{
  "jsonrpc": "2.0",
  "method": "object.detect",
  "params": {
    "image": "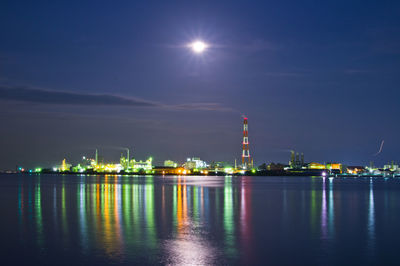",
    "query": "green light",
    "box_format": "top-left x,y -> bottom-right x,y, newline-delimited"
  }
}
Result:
133,183 -> 141,238
62,180 -> 68,238
35,168 -> 42,173
193,186 -> 198,222
35,181 -> 43,246
224,176 -> 235,255
224,167 -> 234,174
145,179 -> 156,247
173,184 -> 177,233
